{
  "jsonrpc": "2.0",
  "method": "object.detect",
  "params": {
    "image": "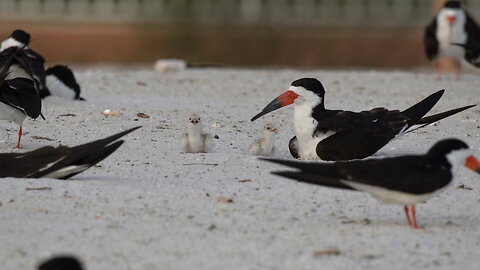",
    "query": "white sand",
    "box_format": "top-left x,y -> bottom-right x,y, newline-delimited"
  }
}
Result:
0,68 -> 479,270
